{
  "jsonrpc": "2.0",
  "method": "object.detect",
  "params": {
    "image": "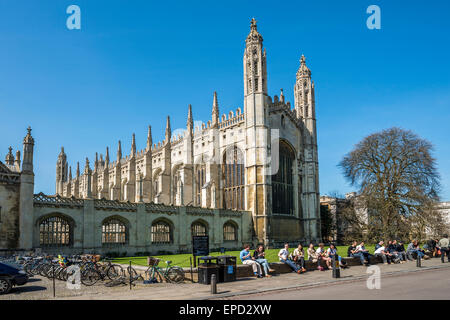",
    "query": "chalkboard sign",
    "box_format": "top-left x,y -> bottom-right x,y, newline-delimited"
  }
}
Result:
192,235 -> 209,256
